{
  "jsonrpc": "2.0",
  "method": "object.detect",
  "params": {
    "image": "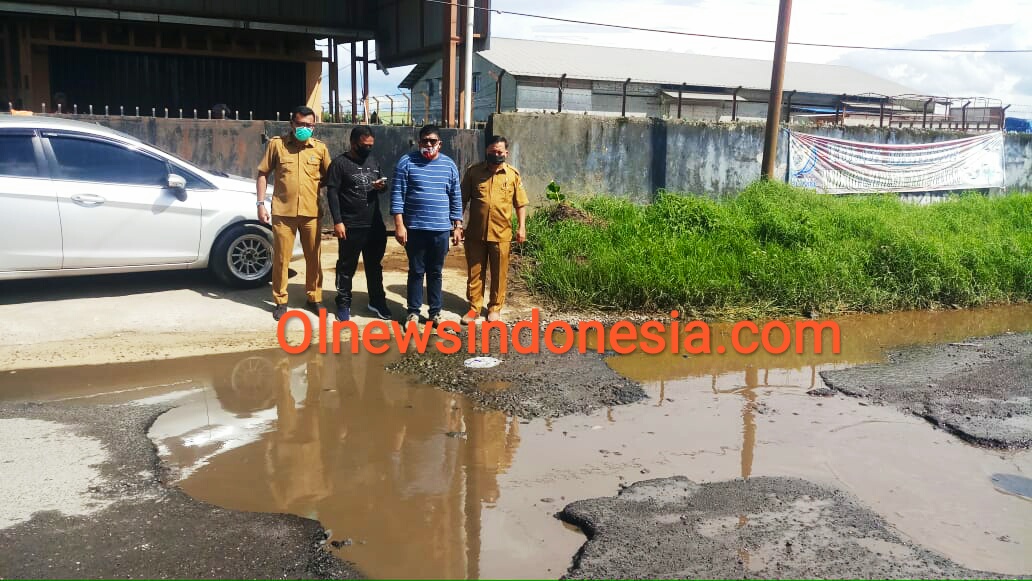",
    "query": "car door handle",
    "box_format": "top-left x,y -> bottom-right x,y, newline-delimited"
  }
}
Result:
71,194 -> 106,206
